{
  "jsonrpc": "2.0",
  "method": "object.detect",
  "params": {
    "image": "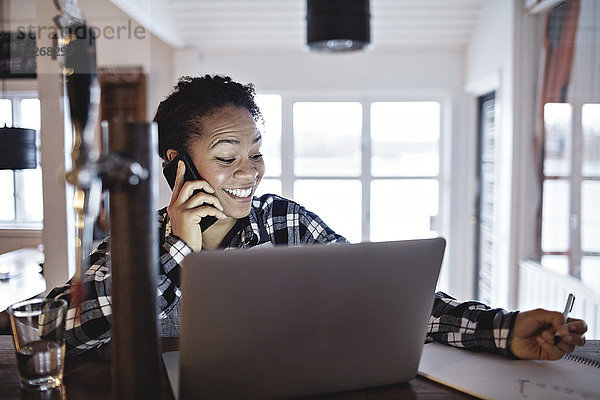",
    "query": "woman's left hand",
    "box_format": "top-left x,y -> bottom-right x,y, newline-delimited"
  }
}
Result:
510,309 -> 587,360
